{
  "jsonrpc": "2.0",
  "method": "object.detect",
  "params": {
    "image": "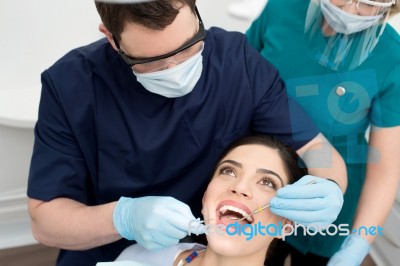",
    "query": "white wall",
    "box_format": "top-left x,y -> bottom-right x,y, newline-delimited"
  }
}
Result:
390,12 -> 400,32
1,0 -> 102,93
197,0 -> 251,32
